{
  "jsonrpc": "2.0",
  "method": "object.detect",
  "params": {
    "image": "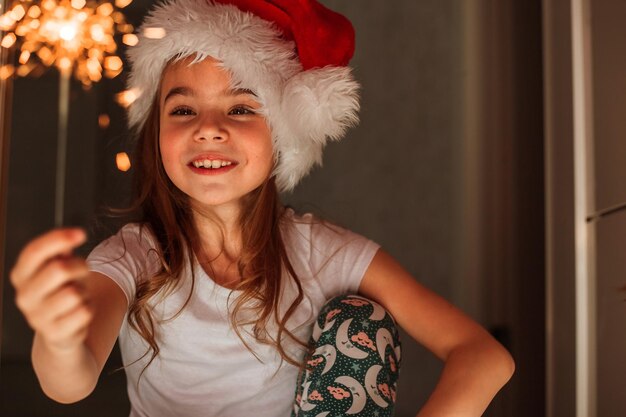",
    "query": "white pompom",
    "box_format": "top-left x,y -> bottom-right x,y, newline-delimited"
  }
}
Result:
282,67 -> 360,144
